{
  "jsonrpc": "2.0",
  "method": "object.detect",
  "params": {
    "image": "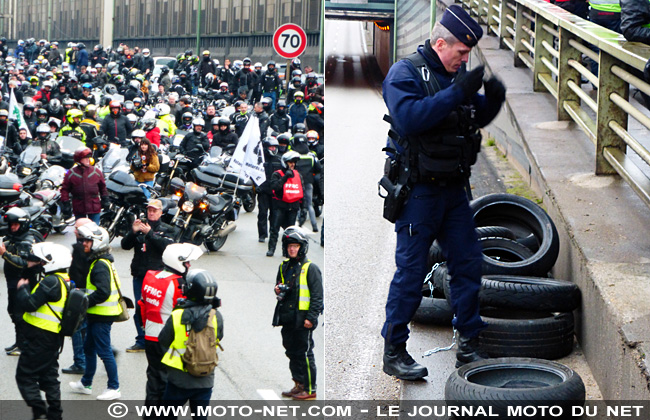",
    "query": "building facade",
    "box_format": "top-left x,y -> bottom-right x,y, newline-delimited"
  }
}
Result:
10,0 -> 321,69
